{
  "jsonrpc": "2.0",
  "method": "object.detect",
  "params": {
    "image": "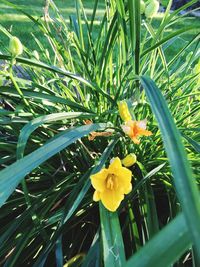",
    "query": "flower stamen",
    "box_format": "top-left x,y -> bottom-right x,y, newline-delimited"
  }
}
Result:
106,174 -> 115,190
